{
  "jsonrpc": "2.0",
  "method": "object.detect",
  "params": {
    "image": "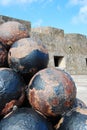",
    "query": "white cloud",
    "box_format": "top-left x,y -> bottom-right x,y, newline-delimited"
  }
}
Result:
1,0 -> 11,5
0,0 -> 53,6
32,19 -> 43,27
72,5 -> 87,24
0,0 -> 37,6
68,0 -> 87,6
67,0 -> 87,24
